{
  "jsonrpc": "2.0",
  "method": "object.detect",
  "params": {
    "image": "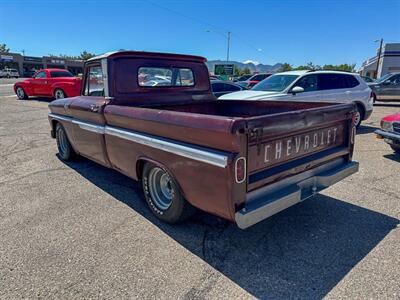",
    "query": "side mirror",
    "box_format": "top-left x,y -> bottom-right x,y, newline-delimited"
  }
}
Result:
291,86 -> 304,94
